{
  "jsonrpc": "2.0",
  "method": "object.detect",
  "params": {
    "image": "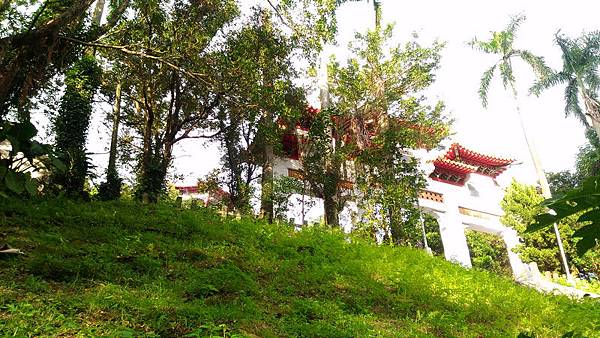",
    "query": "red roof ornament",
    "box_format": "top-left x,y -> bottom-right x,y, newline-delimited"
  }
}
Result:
430,143 -> 515,186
